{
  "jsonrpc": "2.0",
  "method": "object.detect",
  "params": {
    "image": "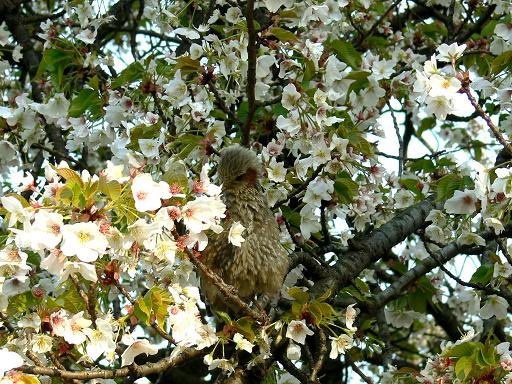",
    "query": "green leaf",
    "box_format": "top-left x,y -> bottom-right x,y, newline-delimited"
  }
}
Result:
331,40 -> 362,69
308,302 -> 324,325
491,51 -> 512,75
470,264 -> 493,285
145,287 -> 173,328
261,365 -> 278,384
112,62 -> 145,89
344,71 -> 371,81
409,159 -> 436,173
235,317 -> 256,341
36,48 -> 76,90
18,374 -> 41,384
446,342 -> 481,358
476,54 -> 492,77
334,174 -> 359,204
7,291 -> 37,316
268,27 -> 298,42
134,297 -> 151,325
366,36 -> 389,49
455,355 -> 473,381
69,88 -> 103,119
287,287 -> 309,304
316,302 -> 336,320
56,185 -> 74,205
417,117 -> 436,136
129,123 -> 161,149
55,167 -> 84,186
353,278 -> 370,295
420,23 -> 447,38
436,173 -> 463,201
99,177 -> 122,201
215,311 -> 232,324
303,59 -> 316,82
481,20 -> 498,37
174,56 -> 201,73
